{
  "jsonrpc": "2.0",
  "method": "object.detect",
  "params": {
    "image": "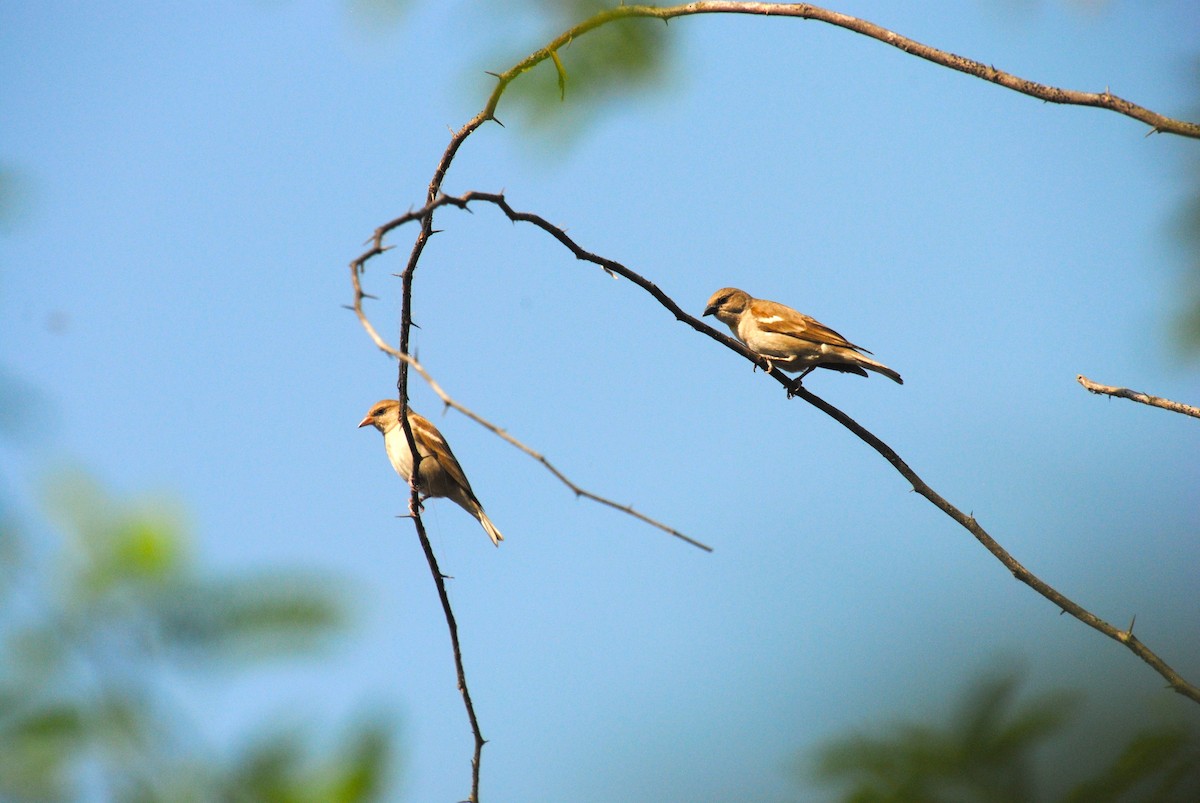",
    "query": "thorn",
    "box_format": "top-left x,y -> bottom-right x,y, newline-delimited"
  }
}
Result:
362,292 -> 379,300
493,116 -> 505,128
341,304 -> 355,311
1127,614 -> 1136,636
429,228 -> 443,236
485,70 -> 501,79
